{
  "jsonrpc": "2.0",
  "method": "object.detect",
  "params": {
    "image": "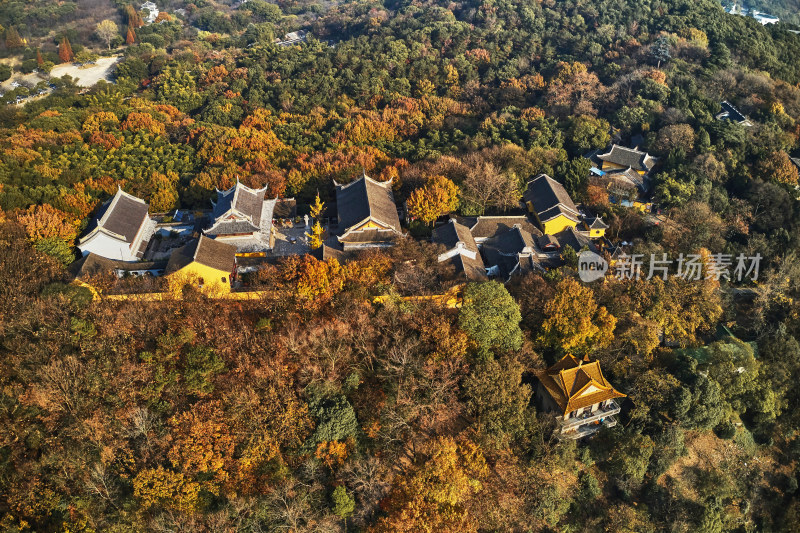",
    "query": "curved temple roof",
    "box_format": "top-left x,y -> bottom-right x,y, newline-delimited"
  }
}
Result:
535,354 -> 626,415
